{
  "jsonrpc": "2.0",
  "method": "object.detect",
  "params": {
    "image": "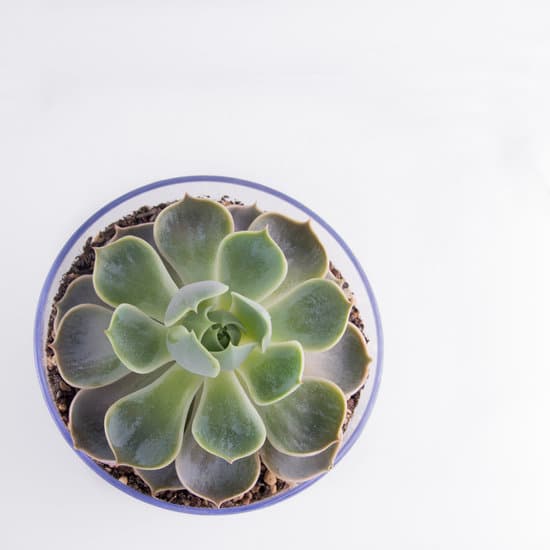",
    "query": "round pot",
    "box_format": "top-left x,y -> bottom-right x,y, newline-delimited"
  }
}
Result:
34,175 -> 383,514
